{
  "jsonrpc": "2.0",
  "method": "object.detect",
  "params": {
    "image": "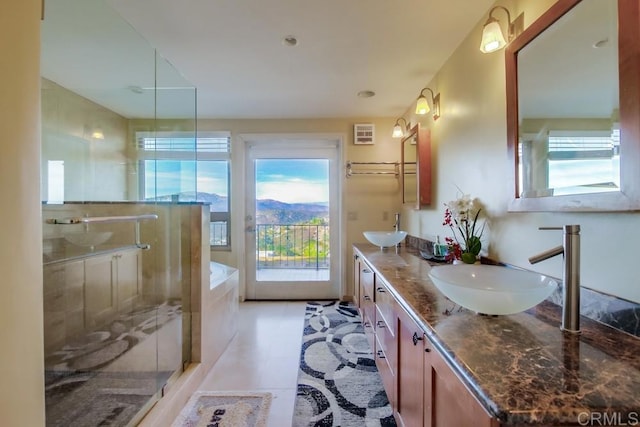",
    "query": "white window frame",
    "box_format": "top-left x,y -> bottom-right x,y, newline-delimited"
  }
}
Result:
136,131 -> 232,250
